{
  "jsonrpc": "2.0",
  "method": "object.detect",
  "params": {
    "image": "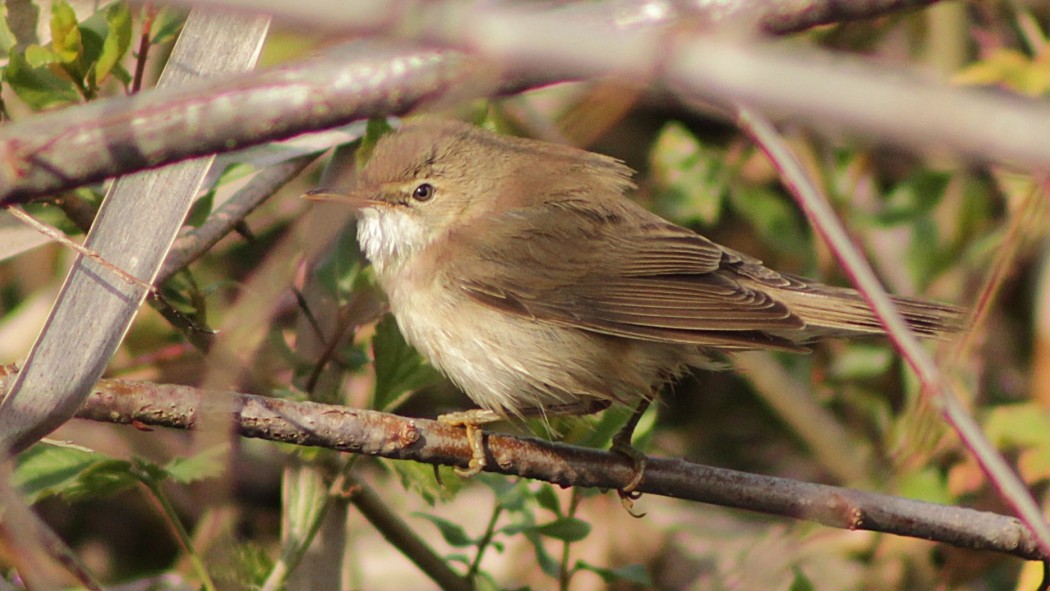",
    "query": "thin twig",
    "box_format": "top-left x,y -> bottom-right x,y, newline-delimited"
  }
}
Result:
131,4 -> 157,93
347,473 -> 474,591
733,104 -> 1050,556
158,153 -> 320,284
467,500 -> 503,581
138,477 -> 218,591
950,179 -> 1045,366
5,206 -> 155,294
